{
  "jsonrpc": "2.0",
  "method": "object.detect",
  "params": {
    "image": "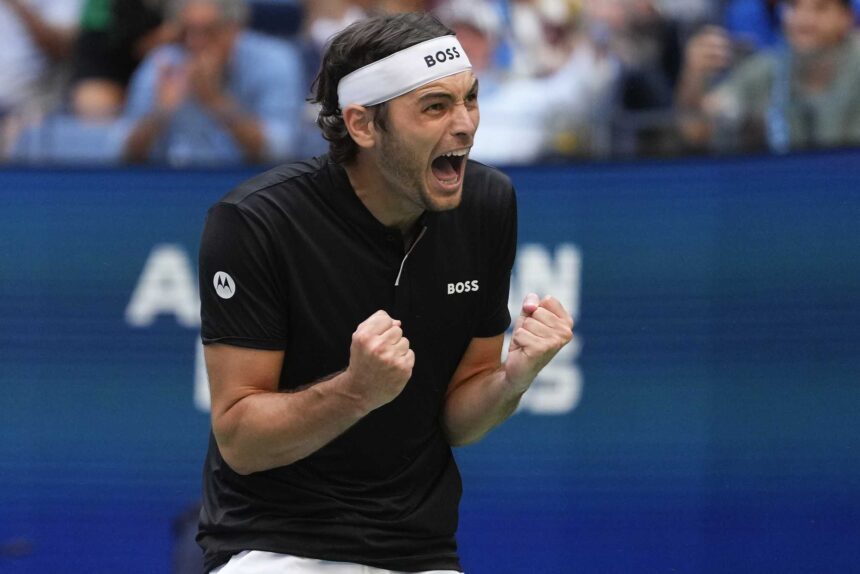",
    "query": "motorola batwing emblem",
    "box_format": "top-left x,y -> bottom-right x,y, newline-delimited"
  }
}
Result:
213,272 -> 236,300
